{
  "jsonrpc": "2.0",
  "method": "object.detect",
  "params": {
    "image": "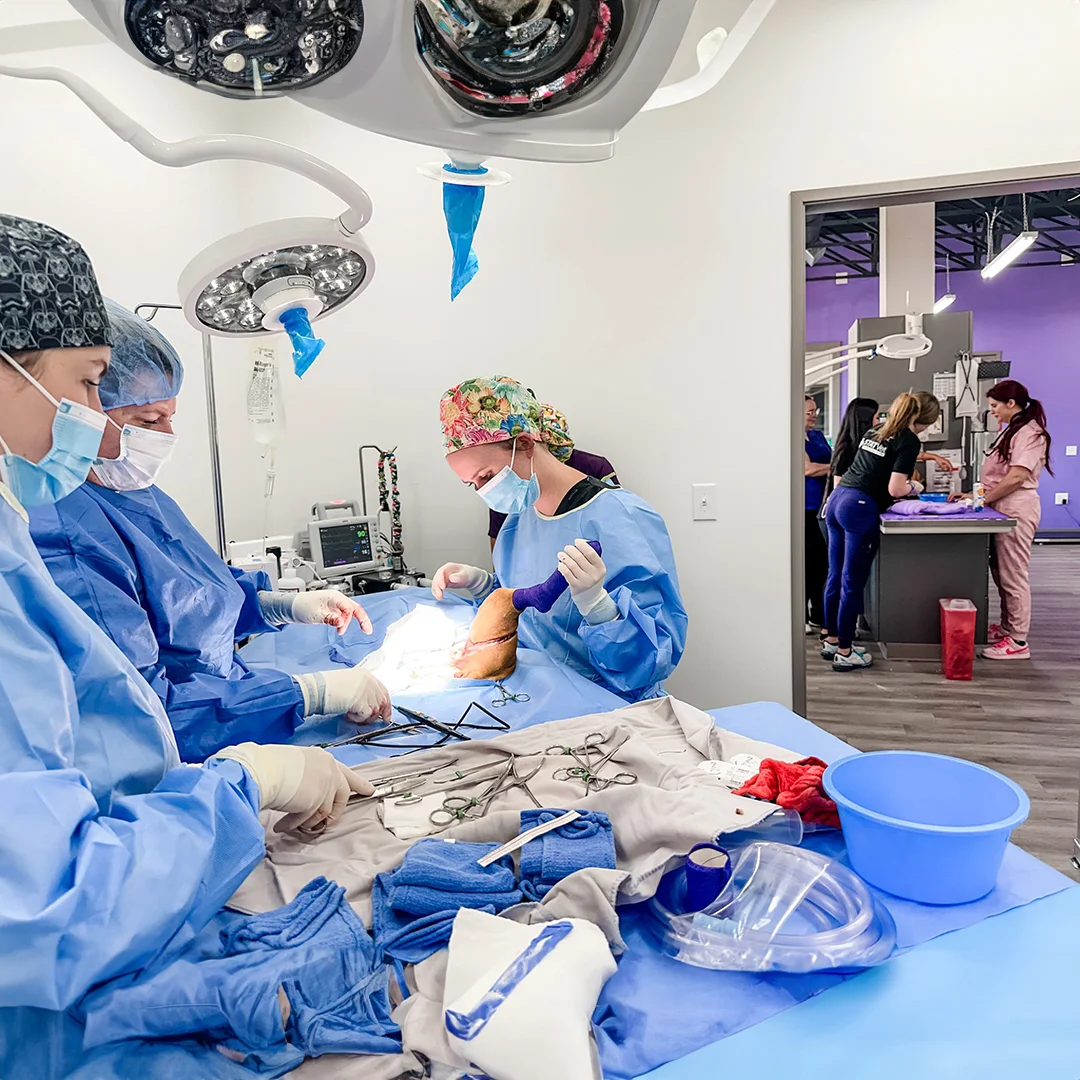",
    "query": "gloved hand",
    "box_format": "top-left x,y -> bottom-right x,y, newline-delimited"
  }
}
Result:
293,668 -> 393,724
432,562 -> 494,601
212,742 -> 375,833
558,539 -> 619,624
909,479 -> 925,496
289,590 -> 373,635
